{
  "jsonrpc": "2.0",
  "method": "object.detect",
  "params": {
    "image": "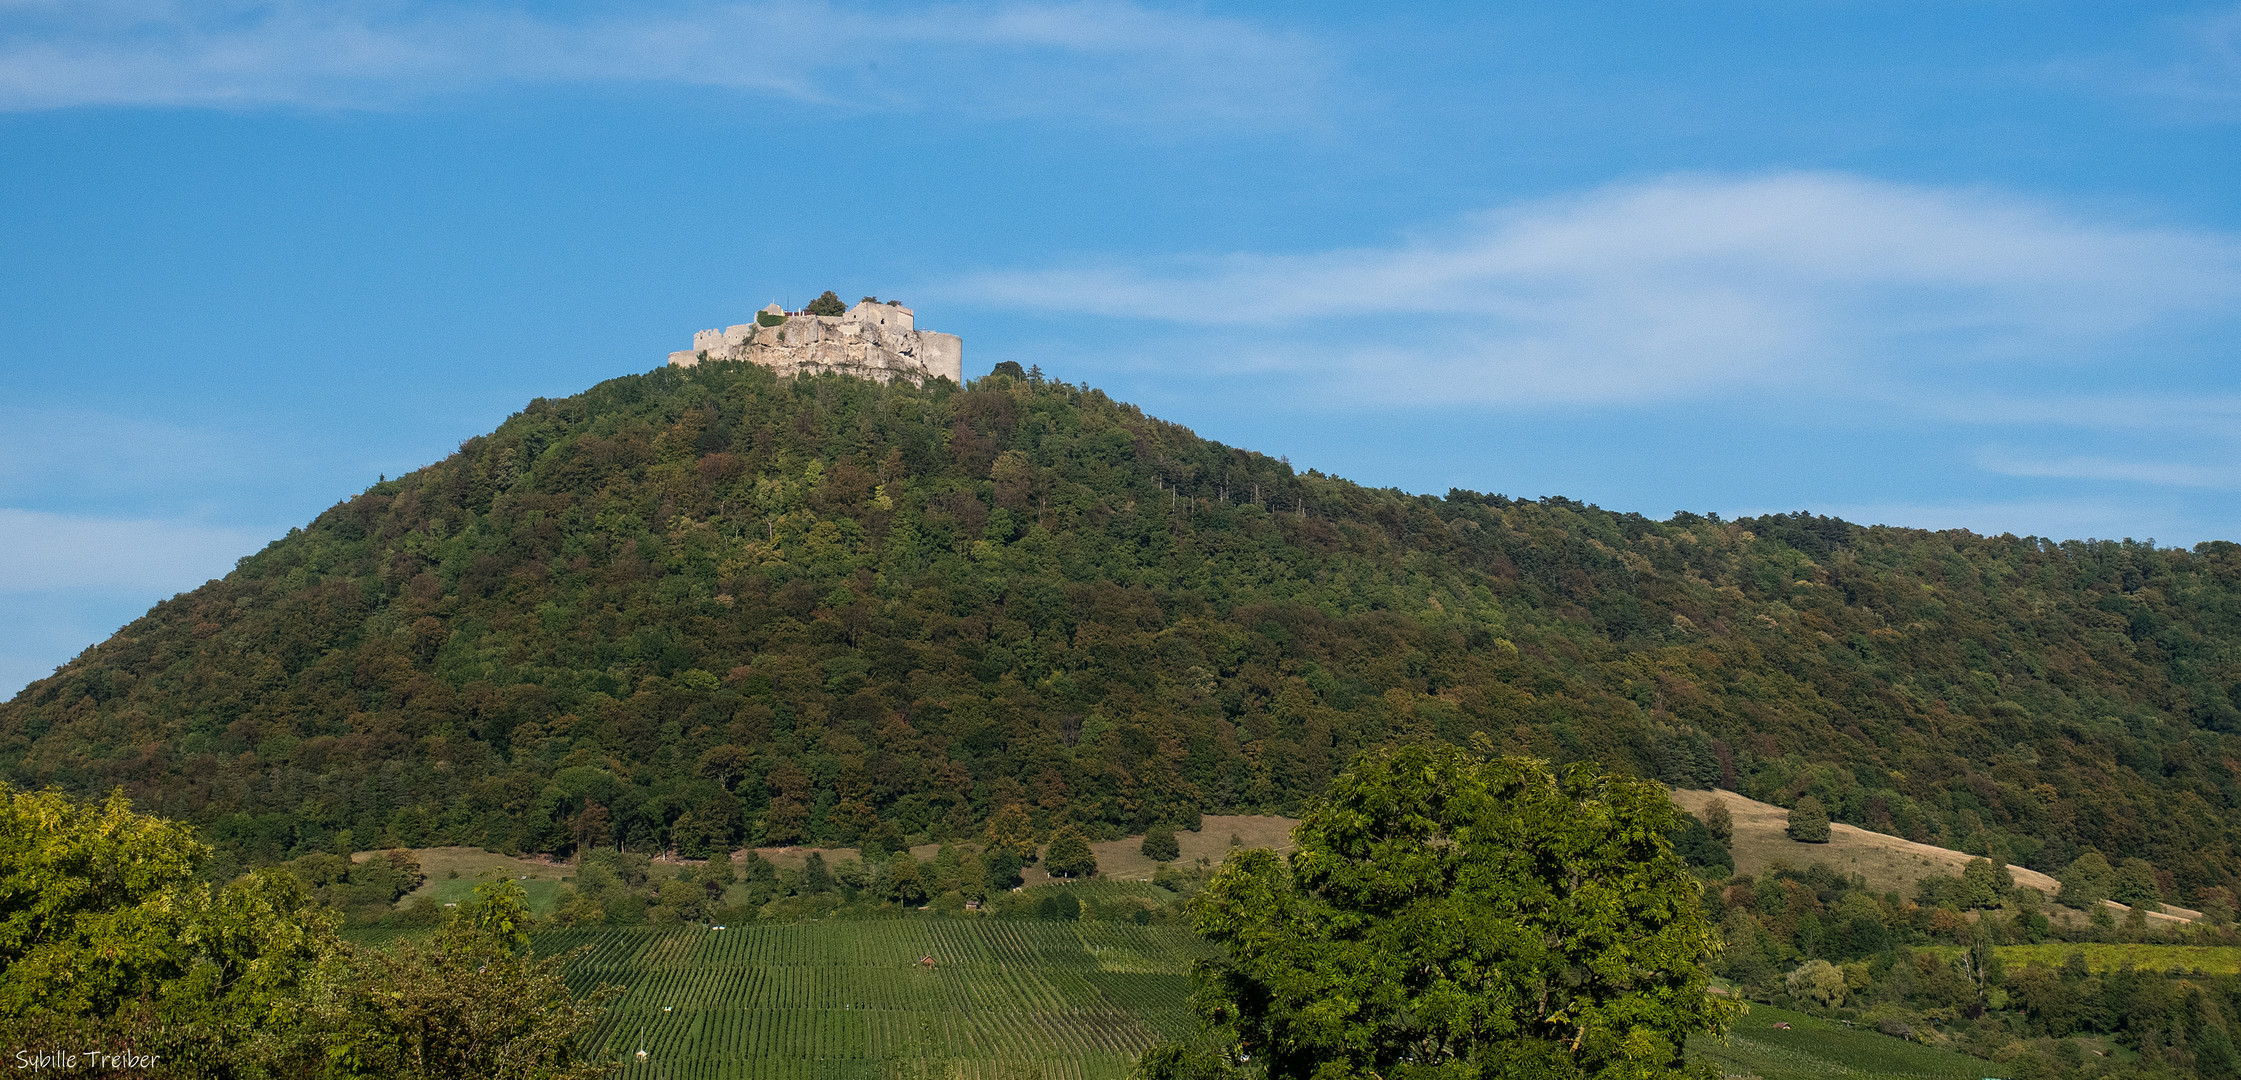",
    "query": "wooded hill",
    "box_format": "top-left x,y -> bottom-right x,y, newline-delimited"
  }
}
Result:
5,361 -> 2239,901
